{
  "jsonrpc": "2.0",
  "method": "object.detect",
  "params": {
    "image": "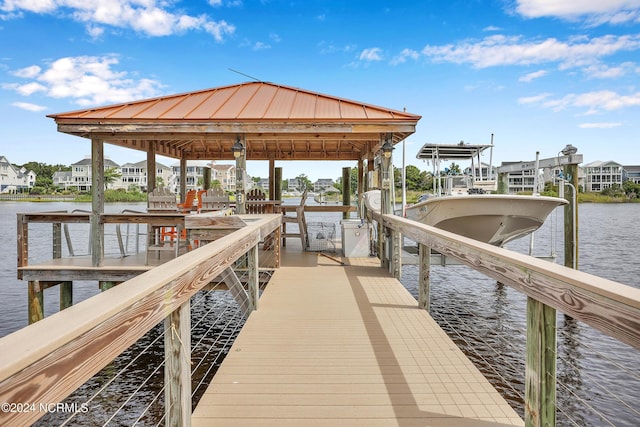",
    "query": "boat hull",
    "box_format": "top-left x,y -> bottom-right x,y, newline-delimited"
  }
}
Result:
405,194 -> 567,246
